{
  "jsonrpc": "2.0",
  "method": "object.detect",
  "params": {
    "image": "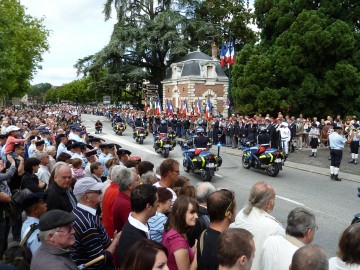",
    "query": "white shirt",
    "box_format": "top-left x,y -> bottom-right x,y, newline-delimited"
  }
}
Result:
230,207 -> 285,270
329,257 -> 360,270
77,203 -> 97,216
260,235 -> 304,270
36,164 -> 51,186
